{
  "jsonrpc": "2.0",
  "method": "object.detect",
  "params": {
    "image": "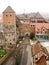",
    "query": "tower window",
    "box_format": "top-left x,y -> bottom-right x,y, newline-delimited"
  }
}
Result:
9,34 -> 10,37
10,40 -> 11,41
6,15 -> 8,16
10,15 -> 12,16
5,39 -> 7,41
31,25 -> 32,27
10,43 -> 12,45
5,26 -> 8,28
13,38 -> 15,41
12,33 -> 13,35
